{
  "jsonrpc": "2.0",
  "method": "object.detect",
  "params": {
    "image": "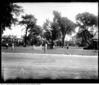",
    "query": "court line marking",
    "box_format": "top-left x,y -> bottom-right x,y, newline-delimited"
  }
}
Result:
2,52 -> 97,58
